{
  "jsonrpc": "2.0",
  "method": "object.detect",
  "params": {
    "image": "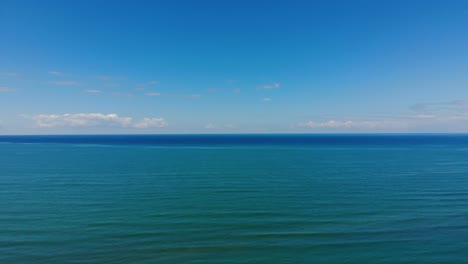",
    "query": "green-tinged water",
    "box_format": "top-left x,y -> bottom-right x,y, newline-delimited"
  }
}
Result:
1,137 -> 468,263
